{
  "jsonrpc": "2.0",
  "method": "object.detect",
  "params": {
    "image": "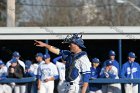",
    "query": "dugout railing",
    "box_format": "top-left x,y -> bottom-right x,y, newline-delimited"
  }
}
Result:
0,77 -> 140,93
90,78 -> 140,93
